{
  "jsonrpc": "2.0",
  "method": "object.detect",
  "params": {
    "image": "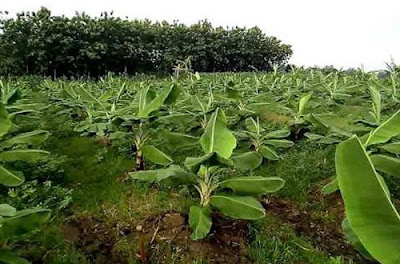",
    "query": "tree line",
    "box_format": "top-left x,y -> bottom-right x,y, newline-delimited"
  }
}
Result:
0,8 -> 292,77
